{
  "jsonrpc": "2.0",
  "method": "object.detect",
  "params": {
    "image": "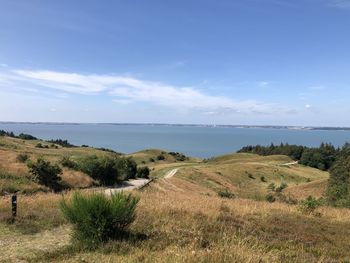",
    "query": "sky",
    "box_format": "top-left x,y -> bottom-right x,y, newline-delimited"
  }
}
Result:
0,0 -> 350,126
